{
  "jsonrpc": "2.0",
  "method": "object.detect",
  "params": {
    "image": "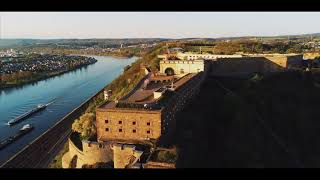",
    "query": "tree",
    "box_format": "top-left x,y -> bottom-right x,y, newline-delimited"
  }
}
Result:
72,113 -> 97,140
